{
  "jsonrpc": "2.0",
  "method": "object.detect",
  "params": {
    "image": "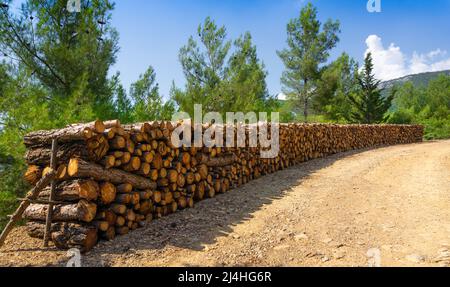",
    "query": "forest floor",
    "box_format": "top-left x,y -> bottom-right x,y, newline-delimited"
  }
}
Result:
0,140 -> 449,267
